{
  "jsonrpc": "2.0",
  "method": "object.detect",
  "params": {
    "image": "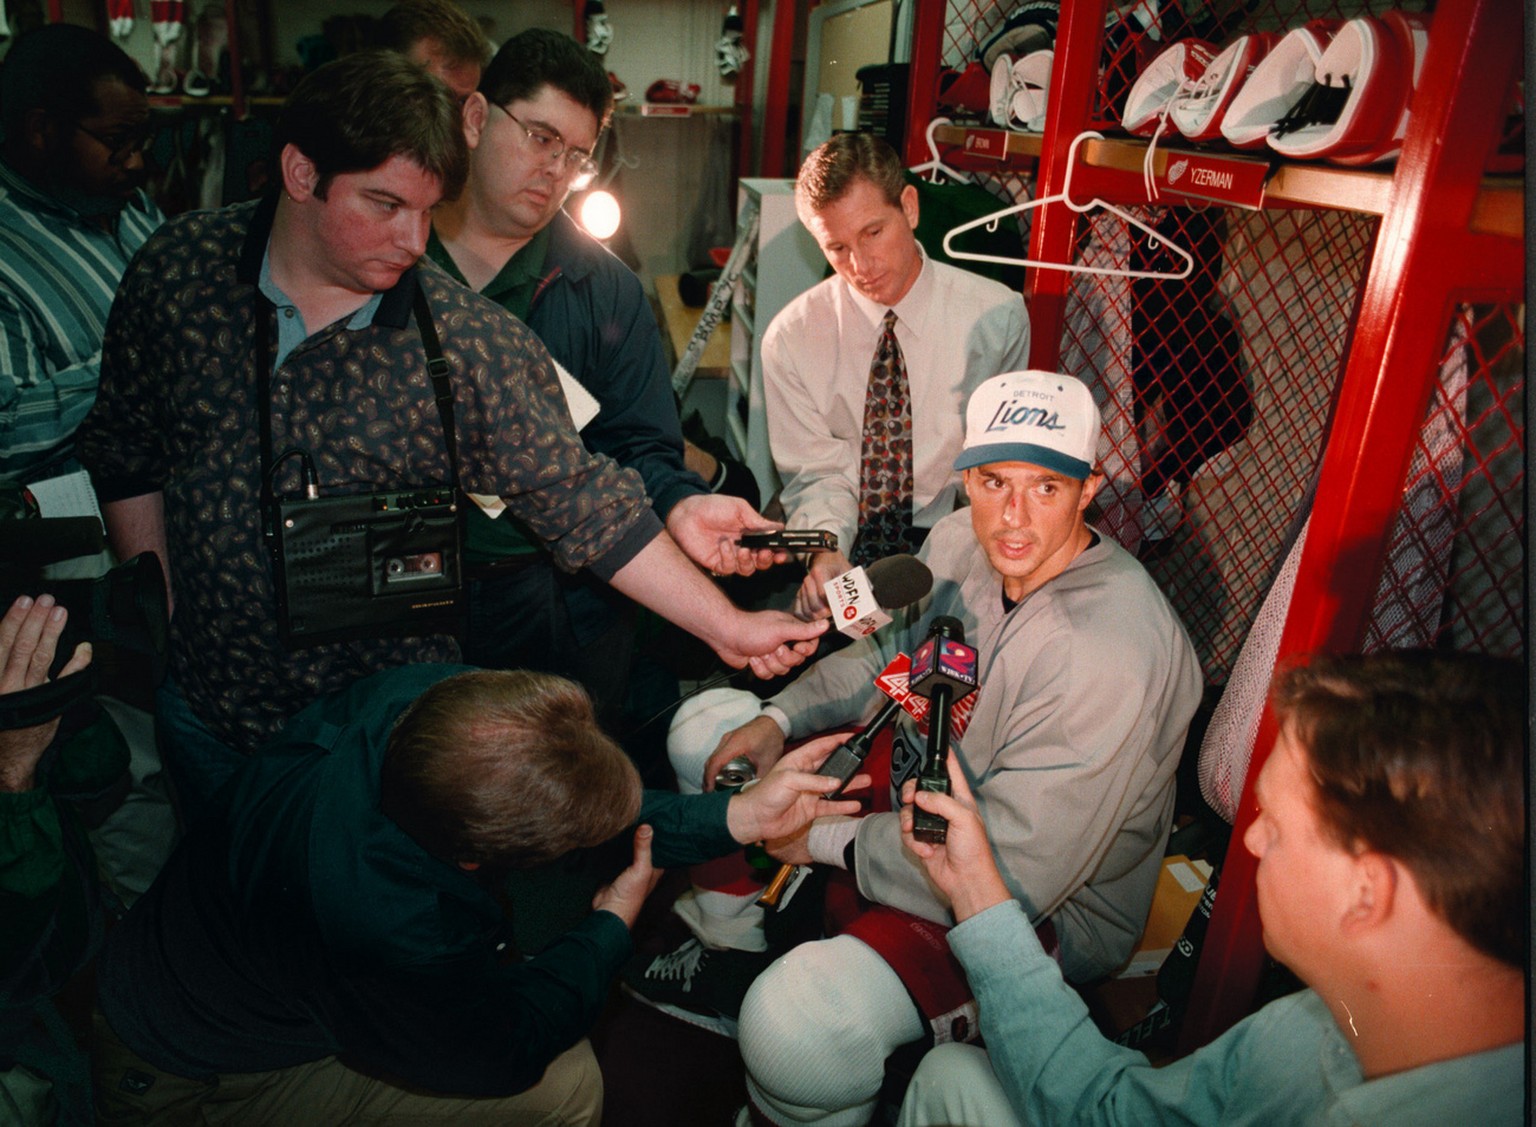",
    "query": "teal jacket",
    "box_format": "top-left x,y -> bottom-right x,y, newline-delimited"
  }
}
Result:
951,900 -> 1524,1125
